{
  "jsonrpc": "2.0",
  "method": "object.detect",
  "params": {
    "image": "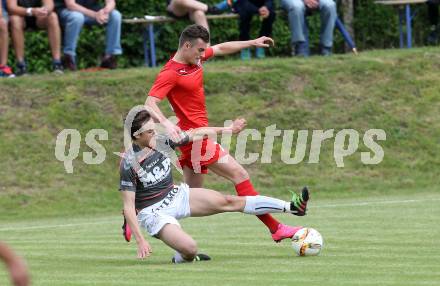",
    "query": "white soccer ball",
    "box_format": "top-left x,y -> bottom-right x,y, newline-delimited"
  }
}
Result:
291,228 -> 323,256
